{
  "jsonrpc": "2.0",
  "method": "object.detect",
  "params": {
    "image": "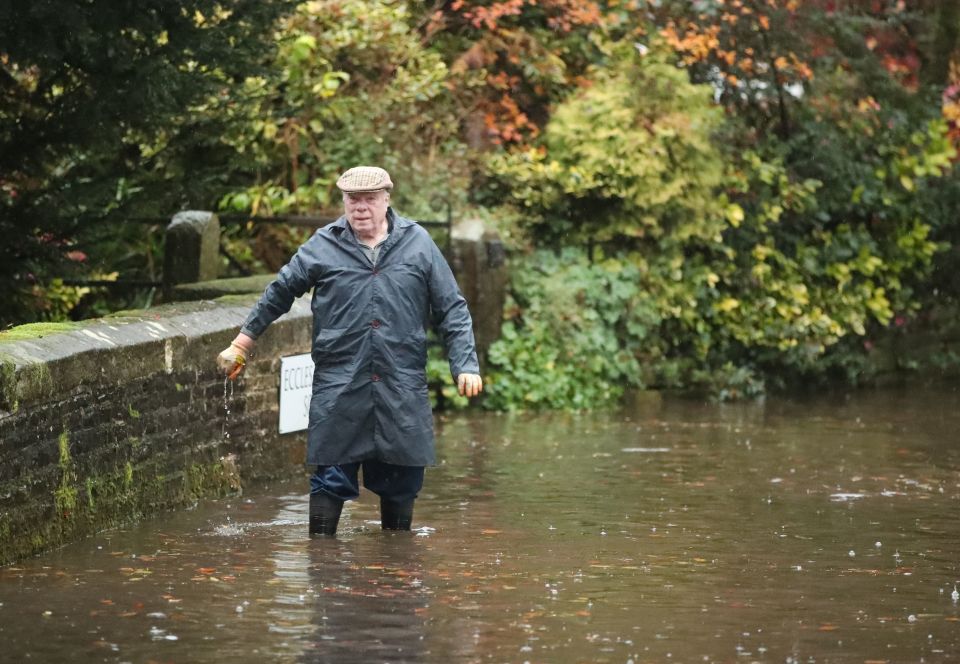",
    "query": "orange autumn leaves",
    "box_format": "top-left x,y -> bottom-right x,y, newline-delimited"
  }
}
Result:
945,62 -> 960,154
443,0 -> 601,32
429,0 -> 953,148
660,0 -> 813,91
430,0 -> 605,145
